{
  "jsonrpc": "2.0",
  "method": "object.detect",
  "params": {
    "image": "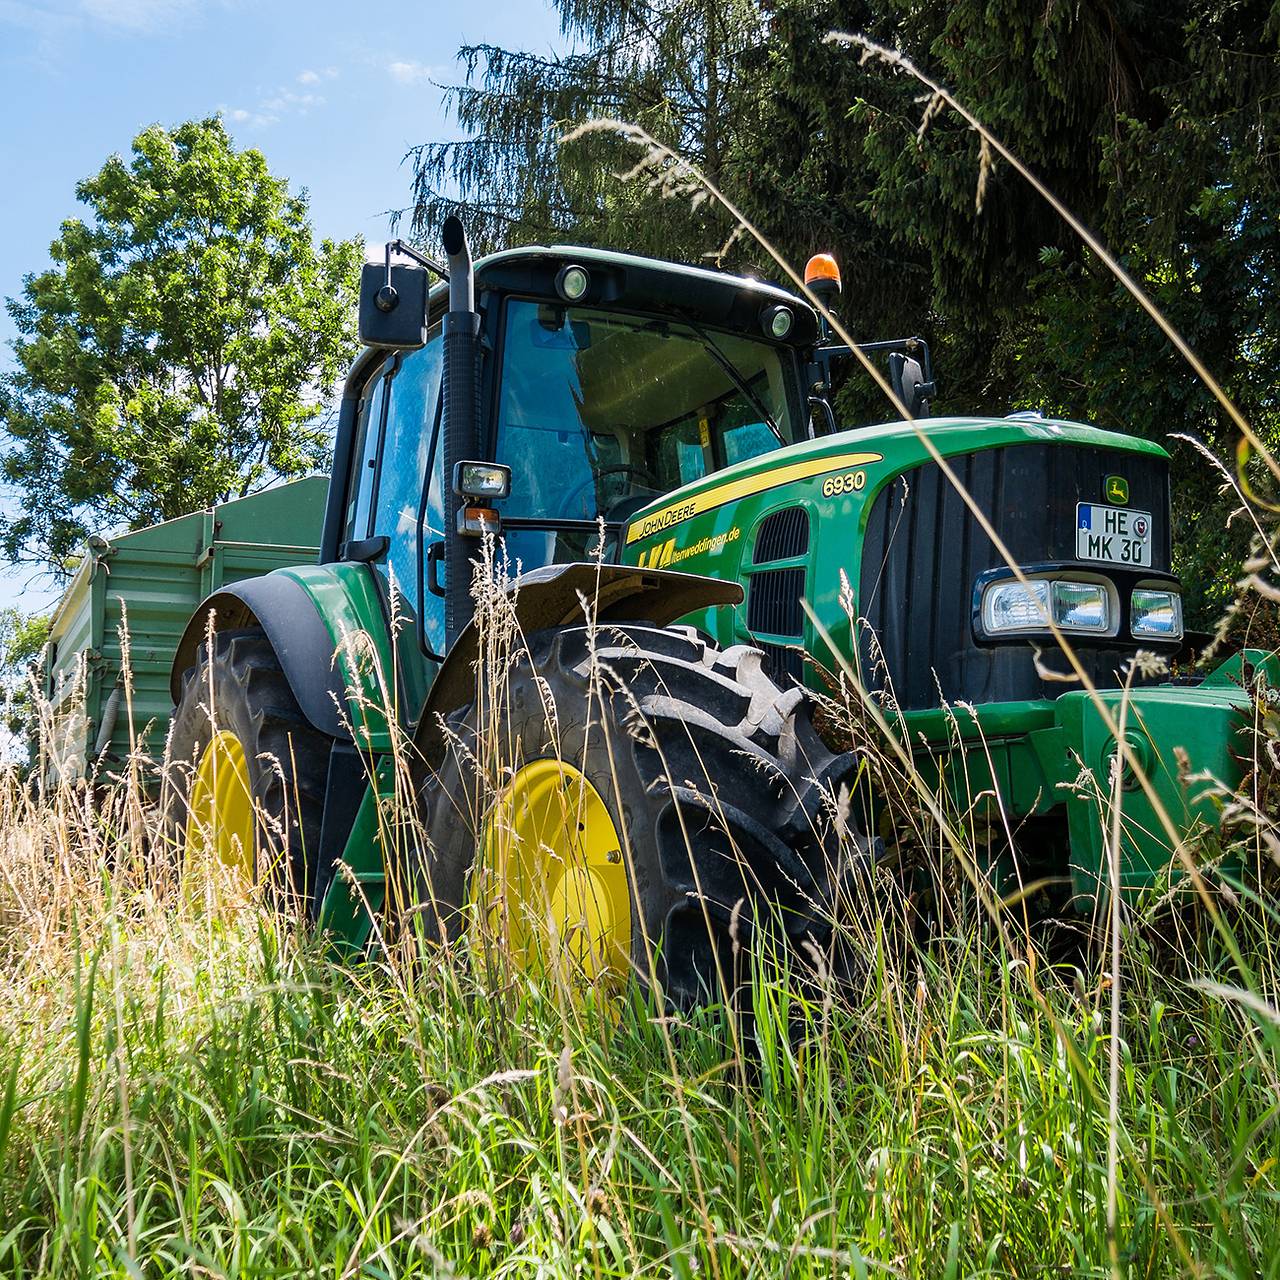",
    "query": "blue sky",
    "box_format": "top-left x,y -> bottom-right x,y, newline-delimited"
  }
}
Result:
0,0 -> 563,614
